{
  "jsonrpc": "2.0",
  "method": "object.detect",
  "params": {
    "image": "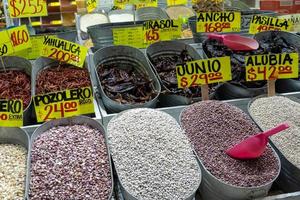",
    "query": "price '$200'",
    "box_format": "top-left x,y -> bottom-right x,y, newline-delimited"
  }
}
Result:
176,56 -> 232,88
33,87 -> 94,122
